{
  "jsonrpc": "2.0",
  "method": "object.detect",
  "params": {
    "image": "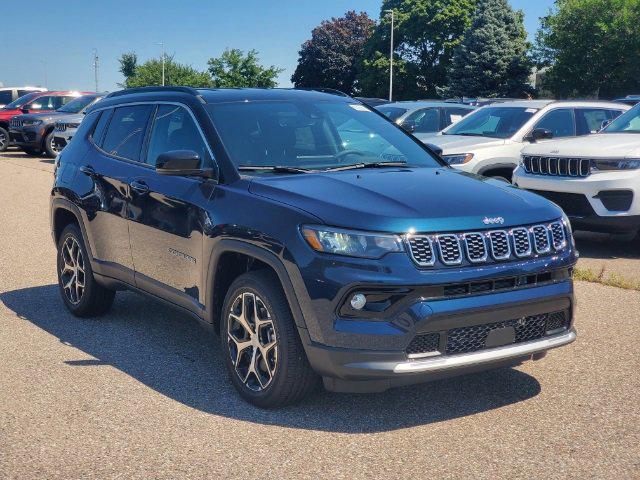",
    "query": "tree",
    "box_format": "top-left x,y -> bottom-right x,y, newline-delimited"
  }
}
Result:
535,0 -> 640,98
357,0 -> 477,100
118,52 -> 138,88
207,49 -> 283,88
447,0 -> 534,98
291,11 -> 375,94
118,54 -> 212,88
